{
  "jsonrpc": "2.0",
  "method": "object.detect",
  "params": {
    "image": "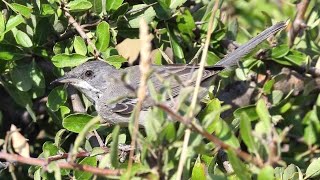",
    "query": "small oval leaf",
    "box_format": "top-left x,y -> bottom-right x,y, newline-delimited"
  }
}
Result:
63,113 -> 99,133
68,0 -> 92,12
52,53 -> 88,68
46,86 -> 67,111
96,21 -> 110,52
15,30 -> 33,47
74,36 -> 87,55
